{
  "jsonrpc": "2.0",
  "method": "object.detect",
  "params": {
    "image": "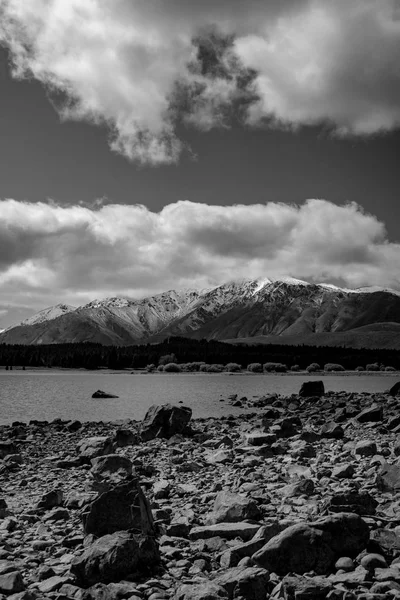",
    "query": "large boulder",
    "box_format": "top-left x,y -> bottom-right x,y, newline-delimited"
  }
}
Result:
298,381 -> 325,398
252,512 -> 369,575
82,479 -> 154,537
376,463 -> 400,492
327,491 -> 378,516
70,531 -> 159,587
356,403 -> 383,423
207,491 -> 261,525
140,404 -> 192,441
175,582 -> 228,600
214,566 -> 270,600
